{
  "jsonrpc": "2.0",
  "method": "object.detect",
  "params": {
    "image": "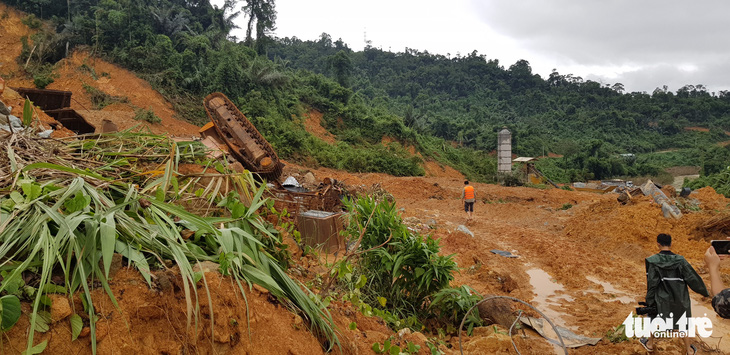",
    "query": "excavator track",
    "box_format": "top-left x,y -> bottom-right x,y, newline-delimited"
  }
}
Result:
203,92 -> 283,181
